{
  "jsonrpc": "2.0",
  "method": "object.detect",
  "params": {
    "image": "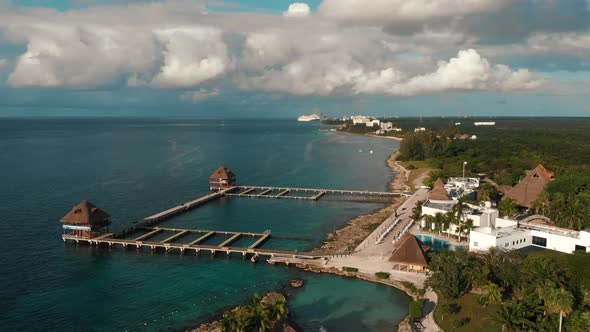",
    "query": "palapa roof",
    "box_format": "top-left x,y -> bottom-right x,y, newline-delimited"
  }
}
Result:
388,233 -> 429,267
60,200 -> 111,226
209,166 -> 235,180
503,164 -> 554,208
428,178 -> 451,201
